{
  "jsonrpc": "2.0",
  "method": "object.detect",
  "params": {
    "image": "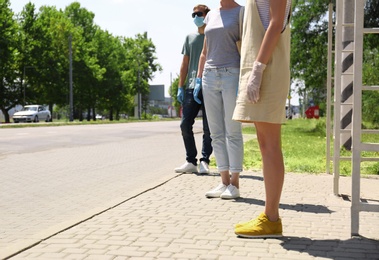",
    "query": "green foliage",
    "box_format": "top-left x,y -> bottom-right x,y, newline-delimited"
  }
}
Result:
169,75 -> 181,115
362,48 -> 379,125
1,2 -> 162,123
290,0 -> 329,107
149,106 -> 167,115
0,0 -> 19,119
364,0 -> 379,28
291,0 -> 379,126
